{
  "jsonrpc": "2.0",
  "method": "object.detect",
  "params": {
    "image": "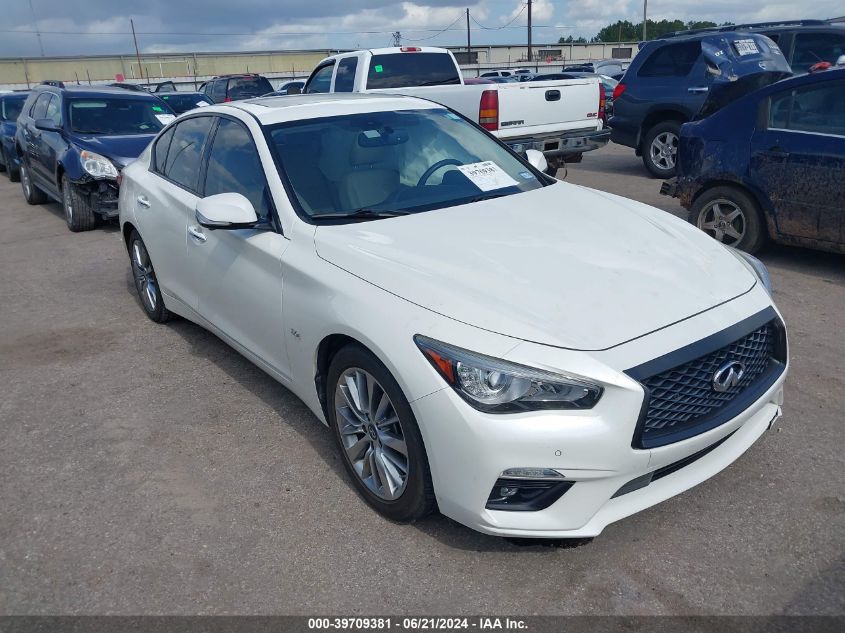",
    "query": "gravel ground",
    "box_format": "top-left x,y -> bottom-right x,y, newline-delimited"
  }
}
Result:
0,143 -> 842,615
